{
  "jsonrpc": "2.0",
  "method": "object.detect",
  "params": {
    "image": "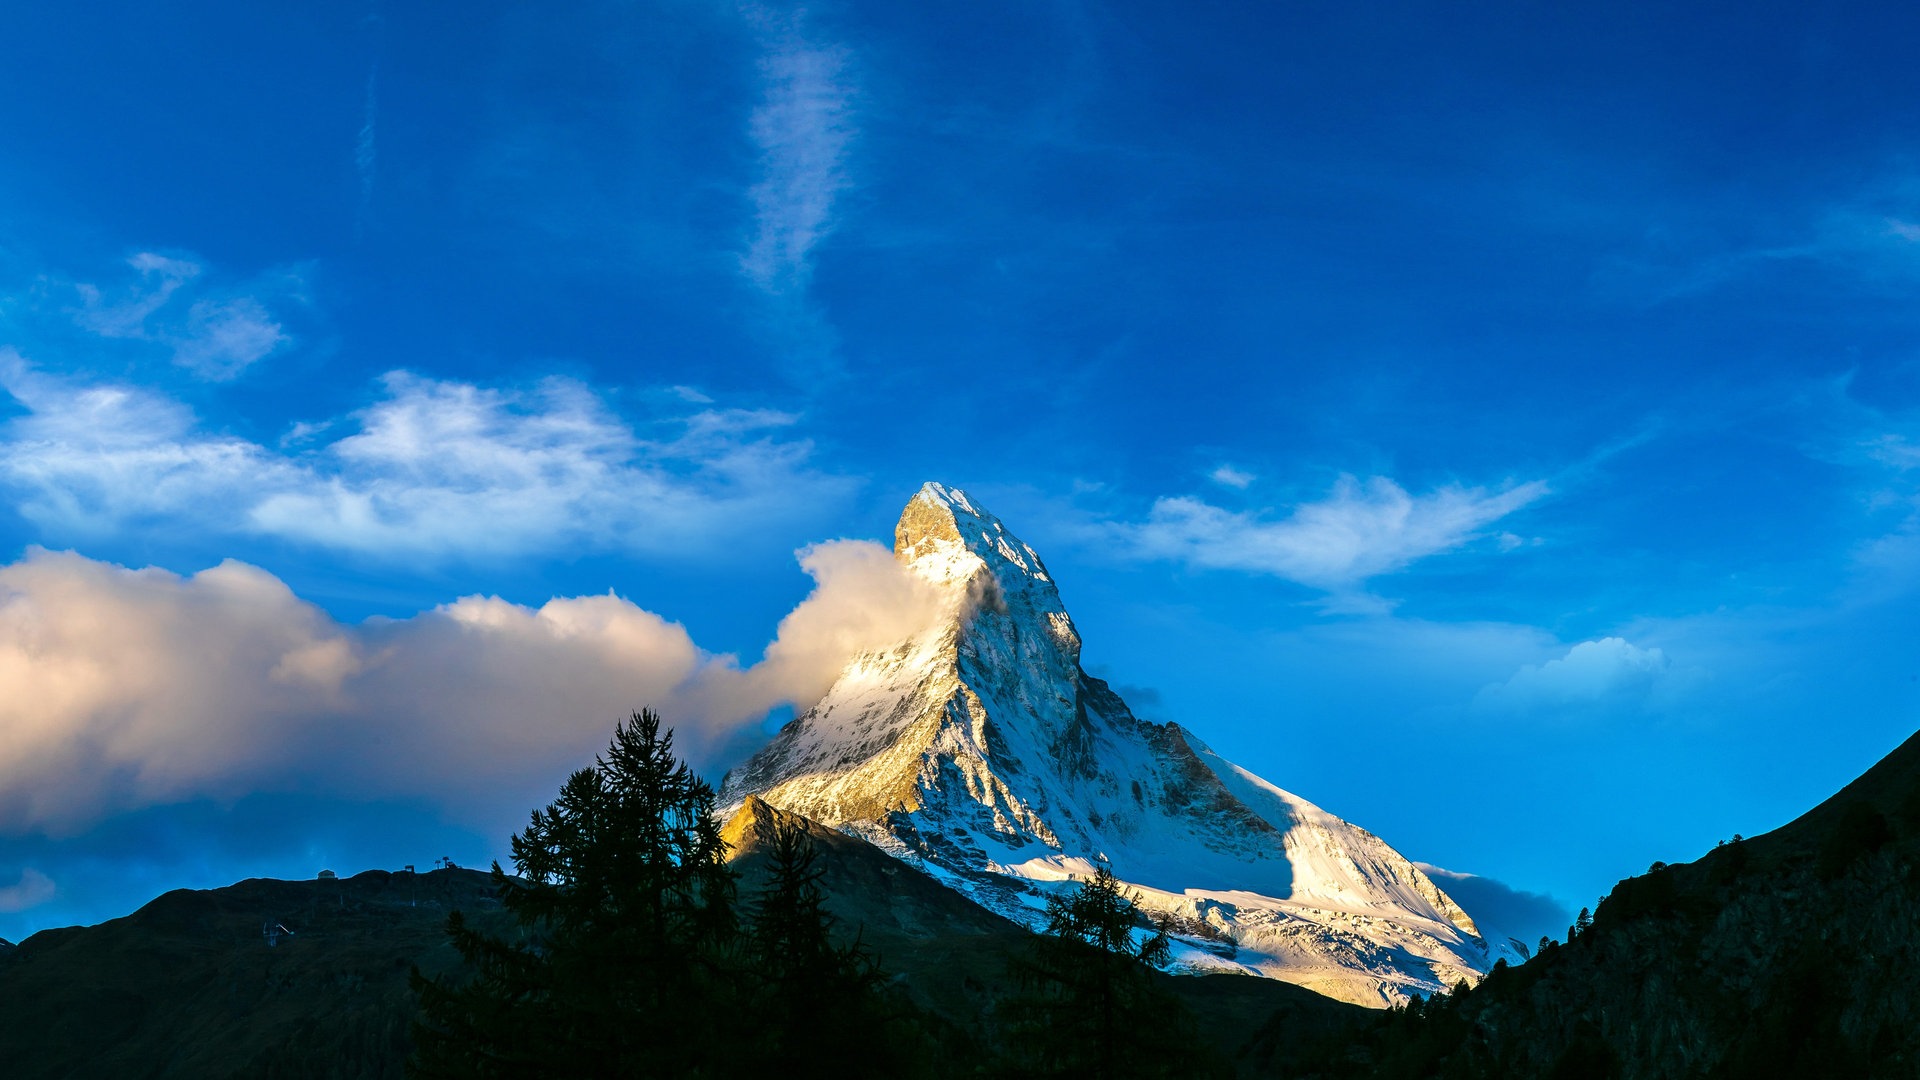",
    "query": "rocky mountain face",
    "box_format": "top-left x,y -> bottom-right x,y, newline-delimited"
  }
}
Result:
1338,729 -> 1920,1078
720,483 -> 1512,1006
